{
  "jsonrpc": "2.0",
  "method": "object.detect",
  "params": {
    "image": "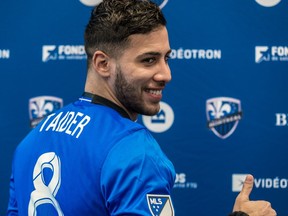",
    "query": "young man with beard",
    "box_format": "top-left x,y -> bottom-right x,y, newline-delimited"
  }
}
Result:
7,0 -> 276,215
